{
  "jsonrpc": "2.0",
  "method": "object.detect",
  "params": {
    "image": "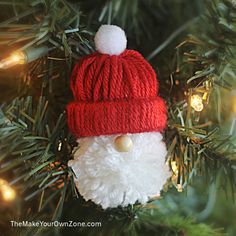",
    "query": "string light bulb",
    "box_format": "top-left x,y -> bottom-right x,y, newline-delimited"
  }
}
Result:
190,94 -> 204,112
0,46 -> 48,69
0,179 -> 16,201
0,51 -> 26,69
